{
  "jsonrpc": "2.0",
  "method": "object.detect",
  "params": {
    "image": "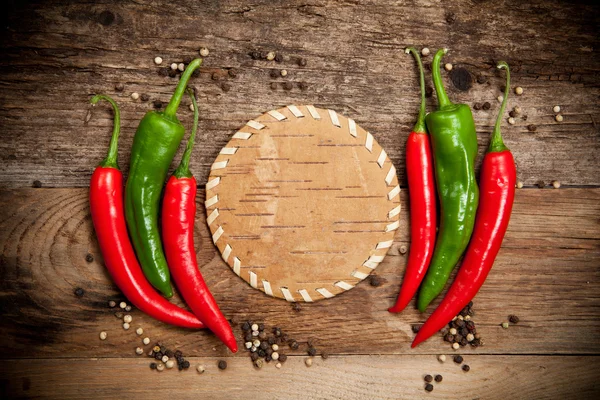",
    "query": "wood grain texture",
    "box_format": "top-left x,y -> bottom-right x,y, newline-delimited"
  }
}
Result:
0,0 -> 599,188
206,106 -> 400,301
1,355 -> 598,400
1,188 -> 598,358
